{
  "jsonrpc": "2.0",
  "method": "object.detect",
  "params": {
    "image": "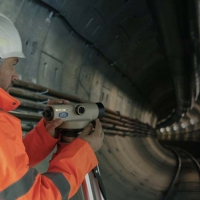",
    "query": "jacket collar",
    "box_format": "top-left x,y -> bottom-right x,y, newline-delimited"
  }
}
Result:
0,88 -> 20,111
